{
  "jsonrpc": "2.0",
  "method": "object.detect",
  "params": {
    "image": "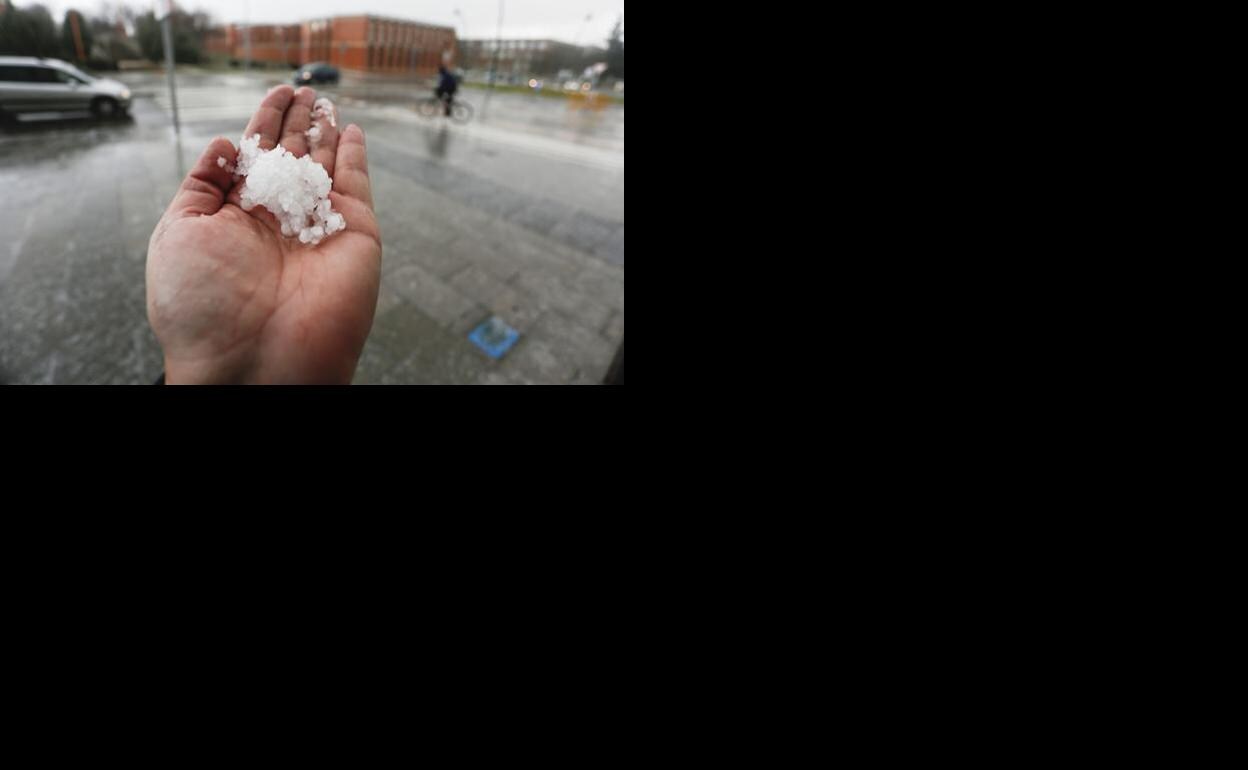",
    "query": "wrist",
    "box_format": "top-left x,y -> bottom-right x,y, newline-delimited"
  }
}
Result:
163,354 -> 248,385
